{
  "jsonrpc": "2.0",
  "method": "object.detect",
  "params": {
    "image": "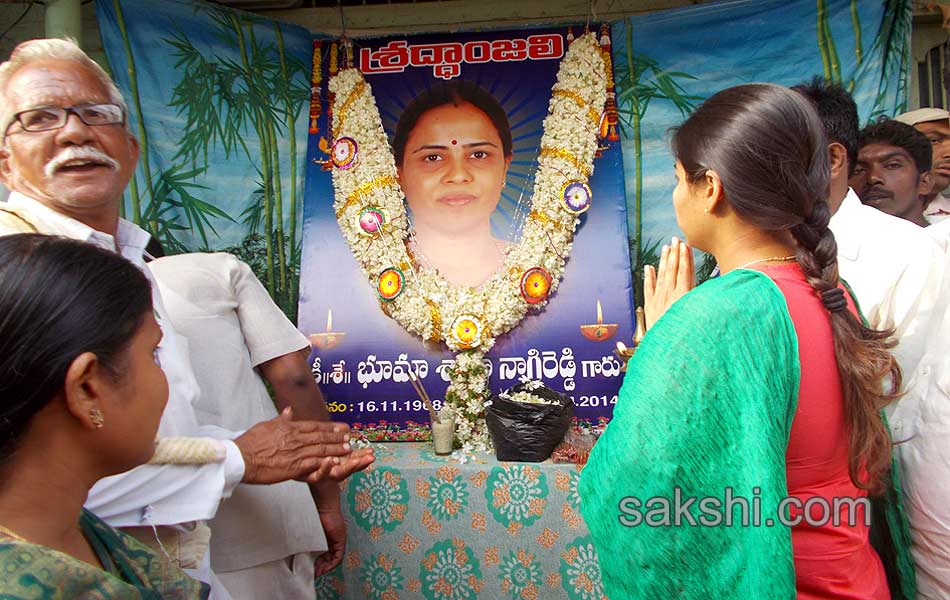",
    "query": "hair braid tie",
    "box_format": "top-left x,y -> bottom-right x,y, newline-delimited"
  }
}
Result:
821,287 -> 848,313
